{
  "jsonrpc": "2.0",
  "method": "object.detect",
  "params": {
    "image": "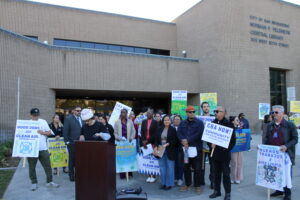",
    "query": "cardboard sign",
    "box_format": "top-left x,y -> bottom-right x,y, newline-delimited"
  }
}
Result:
108,102 -> 132,127
48,138 -> 68,168
115,139 -> 138,173
12,120 -> 40,158
201,122 -> 233,148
